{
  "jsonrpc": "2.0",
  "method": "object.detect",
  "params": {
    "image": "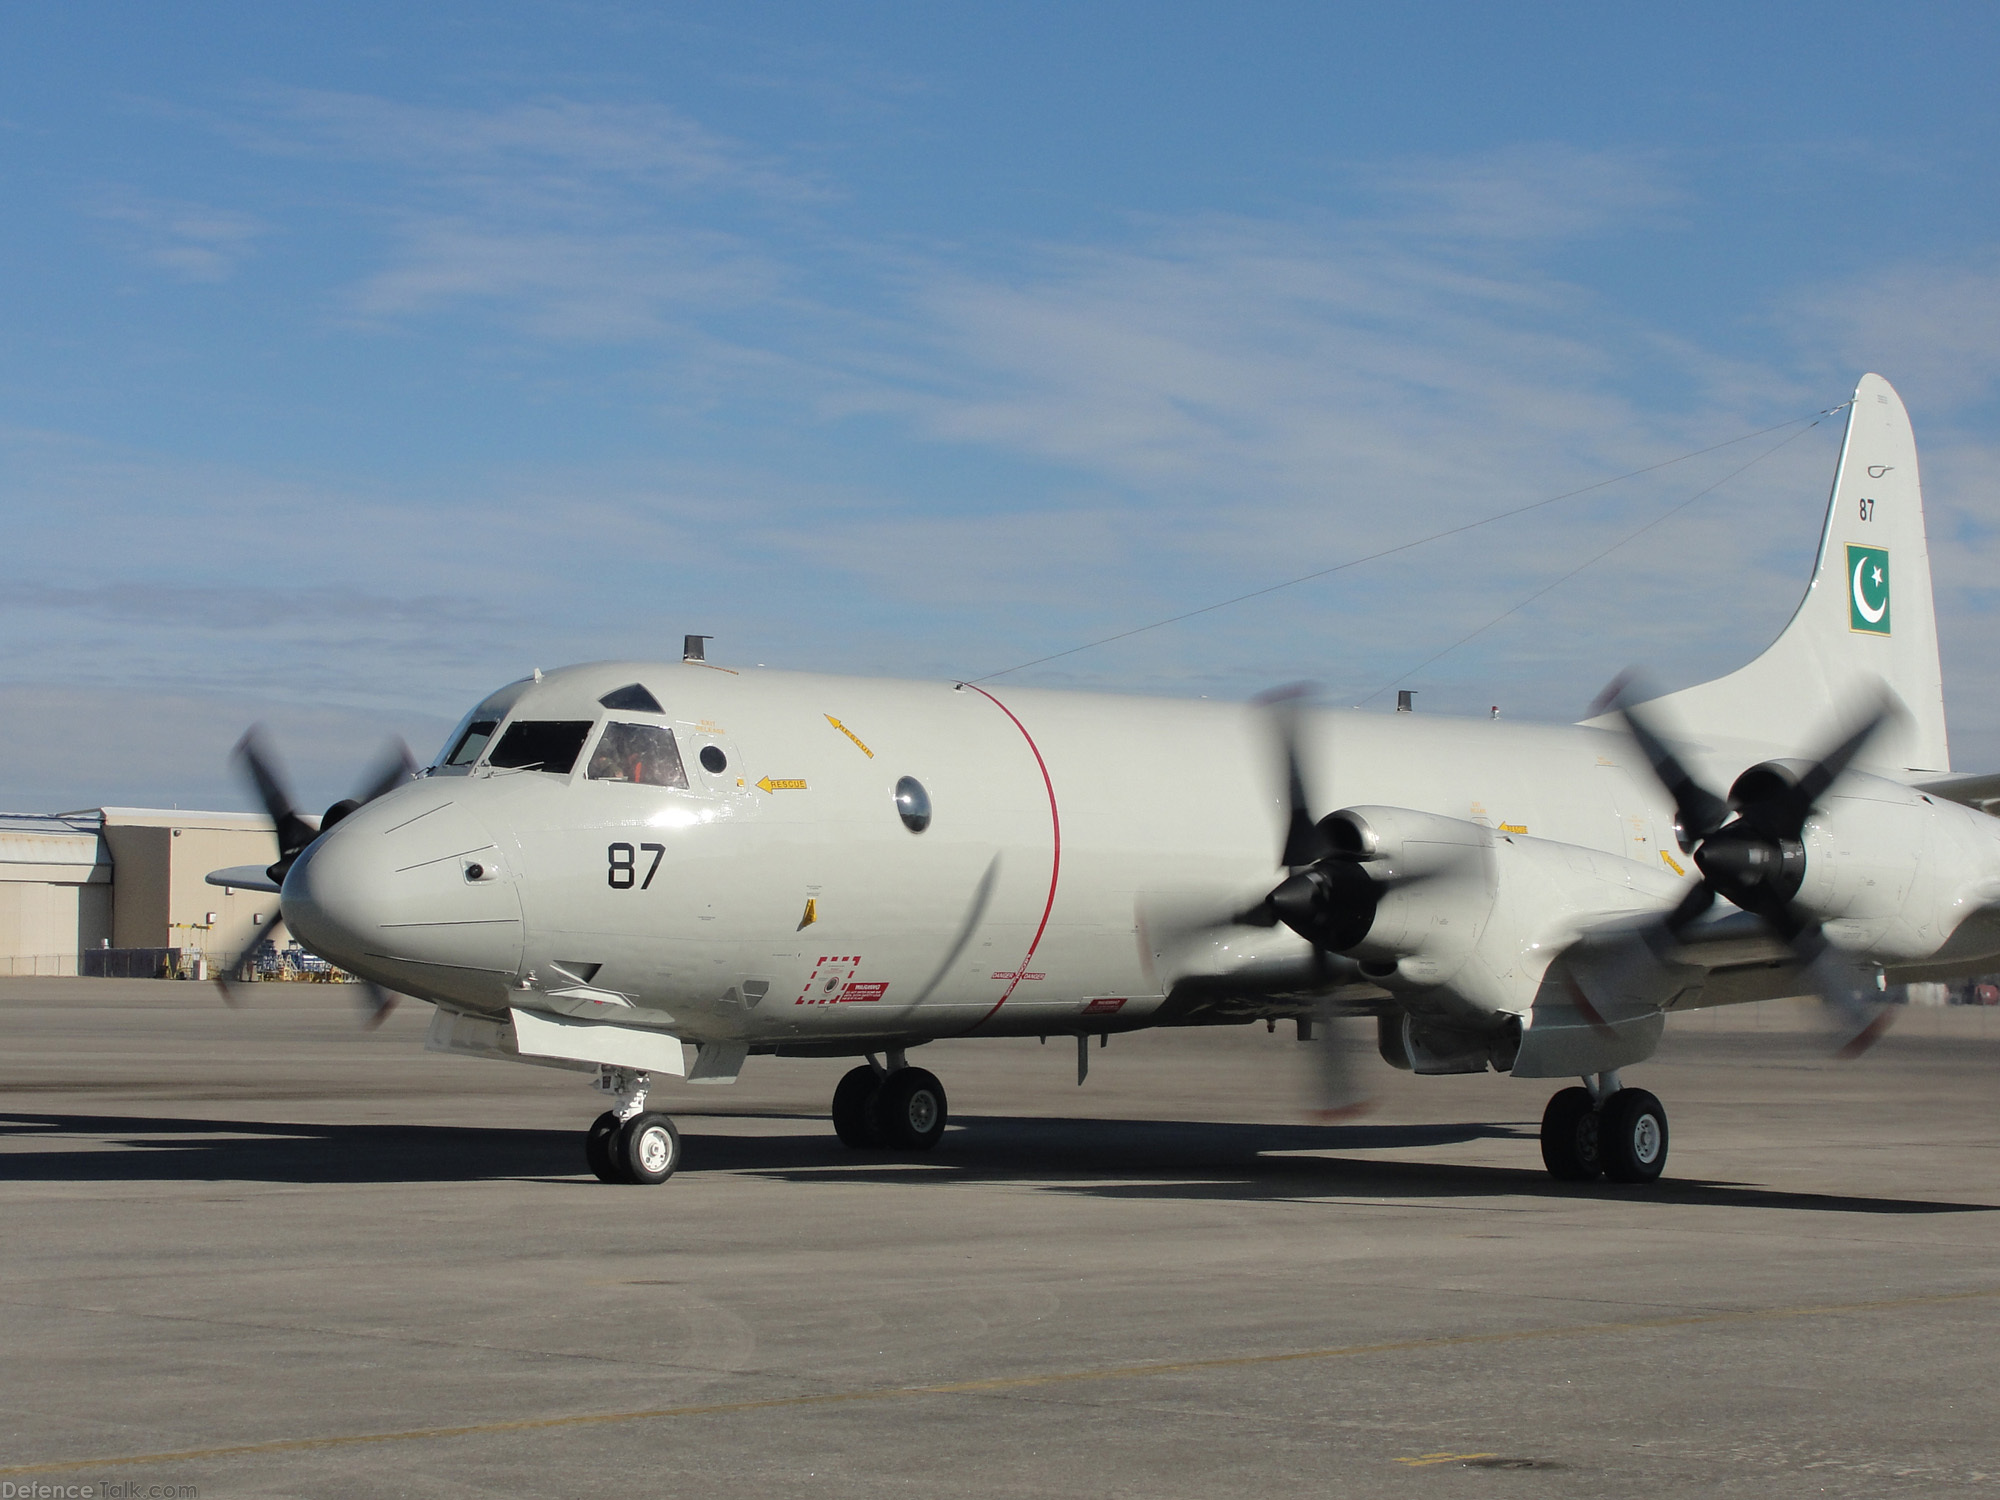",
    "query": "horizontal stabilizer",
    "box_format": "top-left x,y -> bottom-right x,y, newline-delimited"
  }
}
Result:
206,864 -> 281,893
